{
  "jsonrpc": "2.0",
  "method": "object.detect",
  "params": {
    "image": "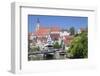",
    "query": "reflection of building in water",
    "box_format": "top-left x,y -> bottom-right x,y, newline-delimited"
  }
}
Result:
28,18 -> 73,50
